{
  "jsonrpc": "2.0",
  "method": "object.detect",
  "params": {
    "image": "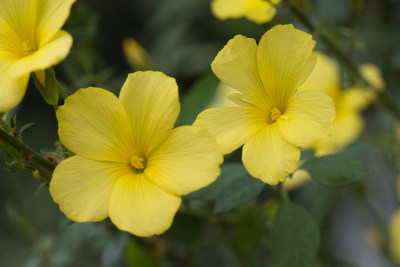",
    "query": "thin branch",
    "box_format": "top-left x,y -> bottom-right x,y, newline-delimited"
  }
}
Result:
0,126 -> 56,184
